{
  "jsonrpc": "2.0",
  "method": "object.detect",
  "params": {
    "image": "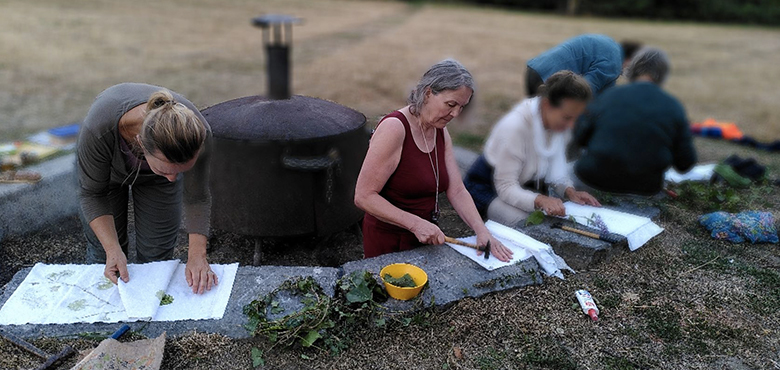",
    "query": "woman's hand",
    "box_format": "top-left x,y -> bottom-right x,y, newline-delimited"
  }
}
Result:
534,195 -> 566,216
565,188 -> 601,207
186,255 -> 218,295
411,219 -> 445,245
476,232 -> 513,262
104,251 -> 129,284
